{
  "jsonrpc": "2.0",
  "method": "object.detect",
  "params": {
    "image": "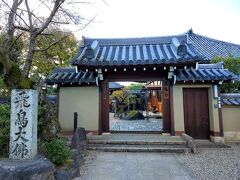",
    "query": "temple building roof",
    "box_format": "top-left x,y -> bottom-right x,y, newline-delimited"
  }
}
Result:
221,94 -> 240,105
45,62 -> 237,85
45,67 -> 96,85
175,62 -> 237,82
71,29 -> 240,68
